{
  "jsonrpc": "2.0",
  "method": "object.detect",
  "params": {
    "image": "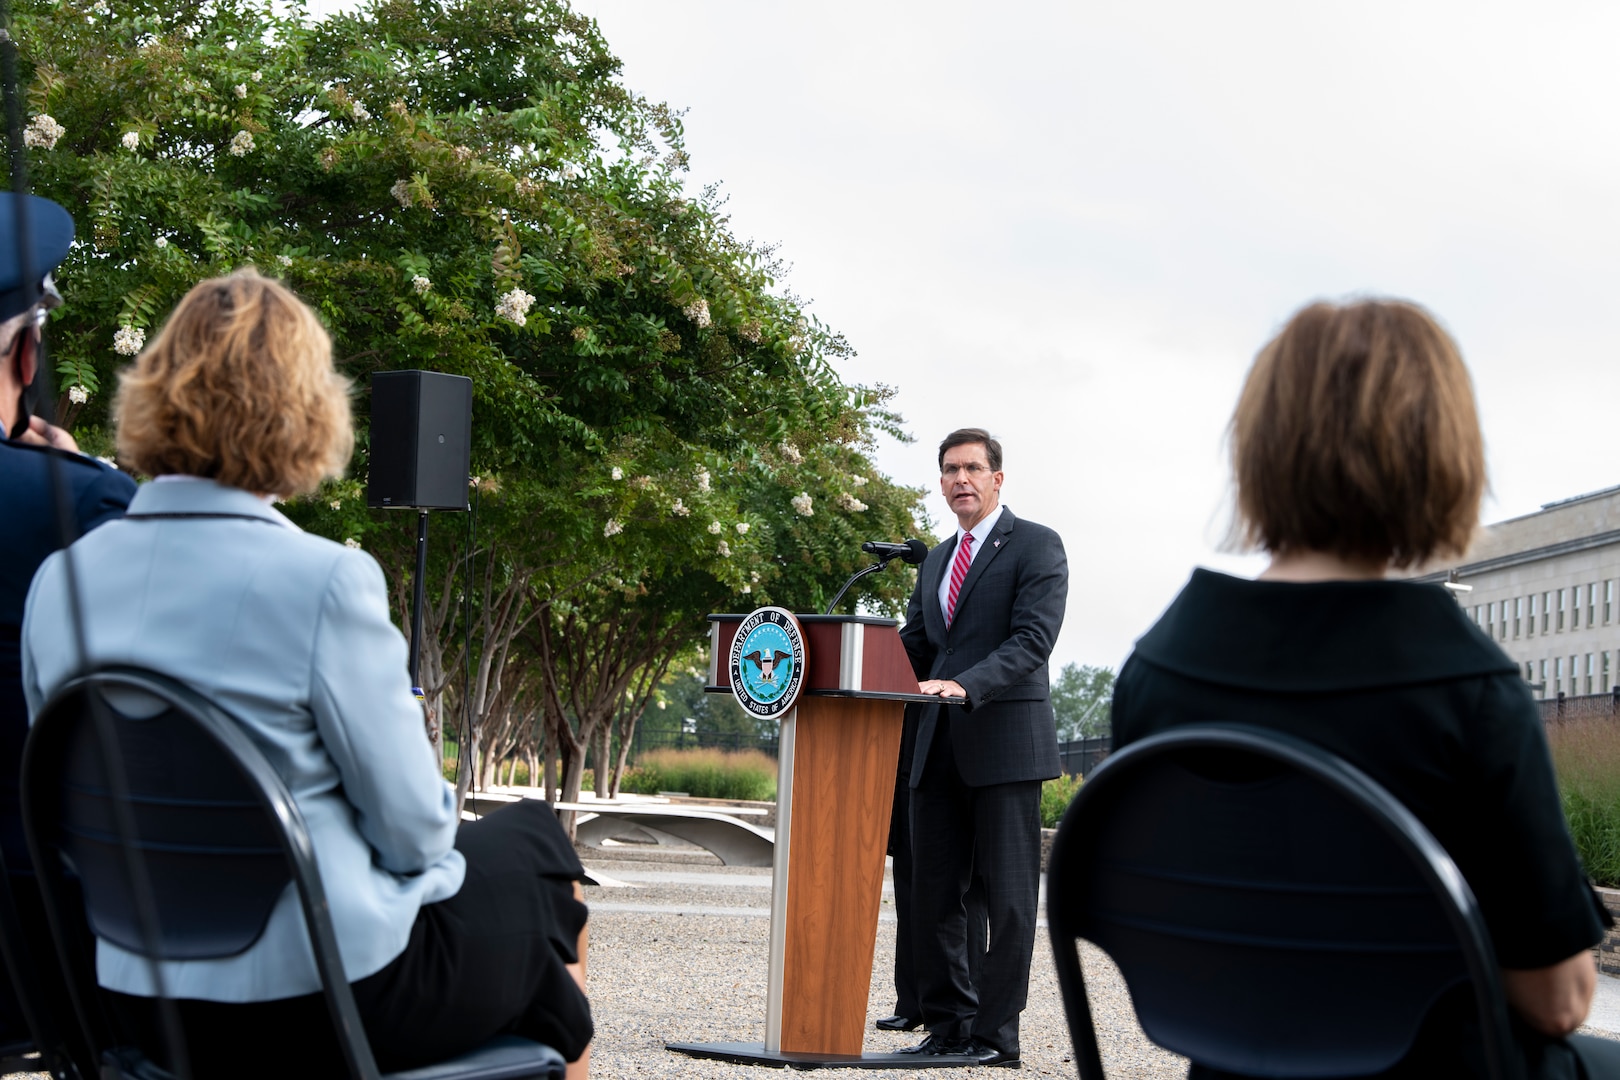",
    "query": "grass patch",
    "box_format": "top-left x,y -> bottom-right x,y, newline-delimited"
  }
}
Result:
1041,773 -> 1083,829
1547,718 -> 1620,888
620,747 -> 777,802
